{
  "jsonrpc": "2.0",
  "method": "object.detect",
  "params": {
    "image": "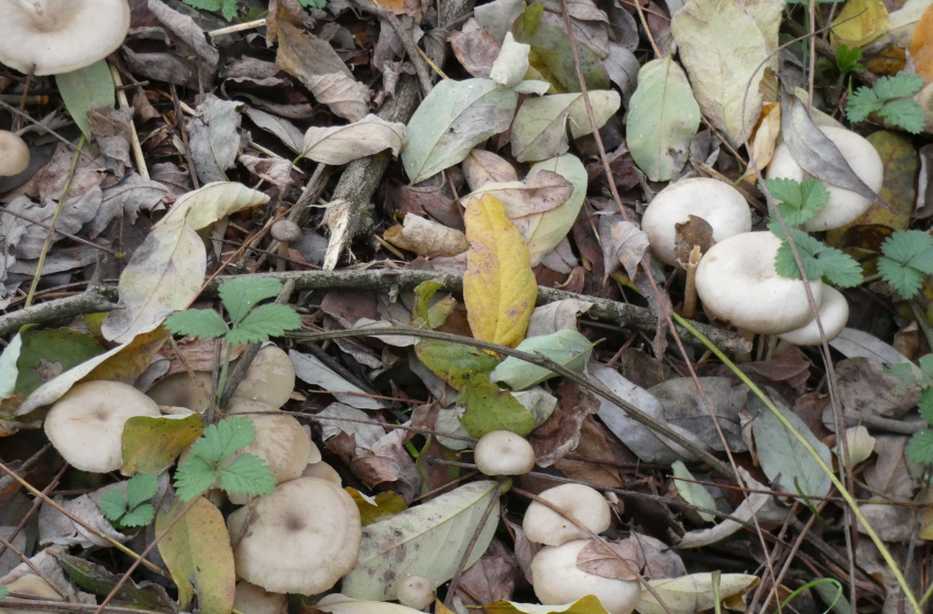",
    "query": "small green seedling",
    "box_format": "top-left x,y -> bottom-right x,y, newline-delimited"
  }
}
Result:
766,178 -> 829,227
184,0 -> 325,21
835,45 -> 864,76
174,416 -> 276,501
99,473 -> 159,529
846,72 -> 925,134
877,230 -> 933,300
889,355 -> 933,467
165,277 -> 301,346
